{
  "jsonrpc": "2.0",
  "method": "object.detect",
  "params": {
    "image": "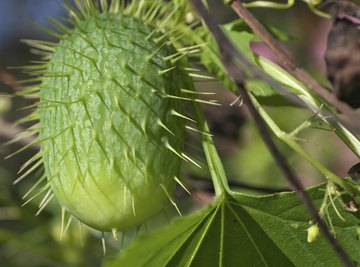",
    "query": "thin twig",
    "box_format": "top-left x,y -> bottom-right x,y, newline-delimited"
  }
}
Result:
230,0 -> 360,131
190,0 -> 354,266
